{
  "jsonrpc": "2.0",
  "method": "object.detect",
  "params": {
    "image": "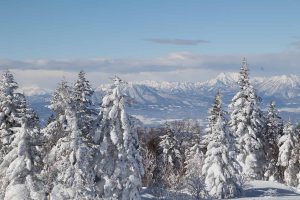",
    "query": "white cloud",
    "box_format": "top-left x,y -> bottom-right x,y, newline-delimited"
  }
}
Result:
144,38 -> 210,46
11,69 -> 79,89
1,51 -> 300,89
1,52 -> 300,74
